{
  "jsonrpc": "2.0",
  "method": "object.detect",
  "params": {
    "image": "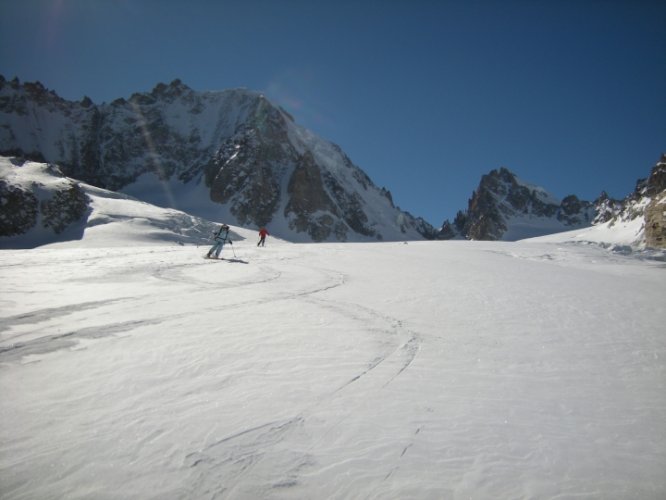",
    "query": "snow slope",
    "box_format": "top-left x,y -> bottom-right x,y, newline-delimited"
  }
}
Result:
1,215 -> 665,498
0,156 -> 243,249
525,207 -> 647,249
